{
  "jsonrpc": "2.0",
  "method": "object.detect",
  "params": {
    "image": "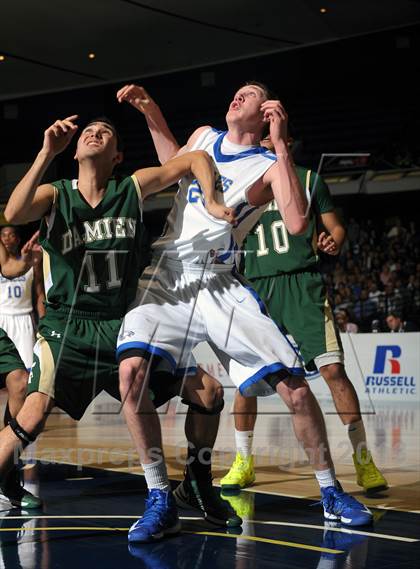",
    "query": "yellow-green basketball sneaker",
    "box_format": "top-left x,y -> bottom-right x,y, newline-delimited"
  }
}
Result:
220,453 -> 255,492
353,449 -> 388,494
